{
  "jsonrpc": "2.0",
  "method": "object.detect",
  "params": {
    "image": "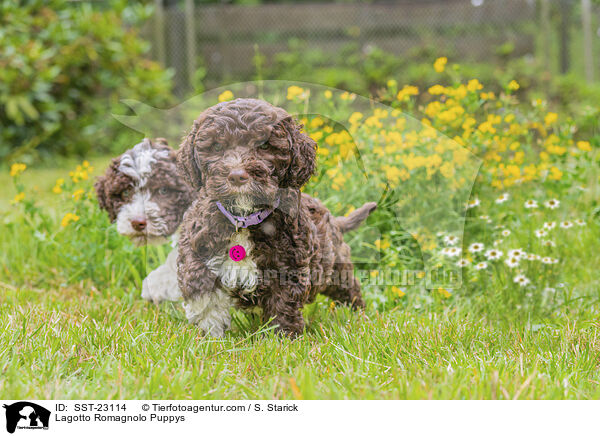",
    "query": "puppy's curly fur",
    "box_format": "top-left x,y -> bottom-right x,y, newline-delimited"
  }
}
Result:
177,99 -> 375,337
